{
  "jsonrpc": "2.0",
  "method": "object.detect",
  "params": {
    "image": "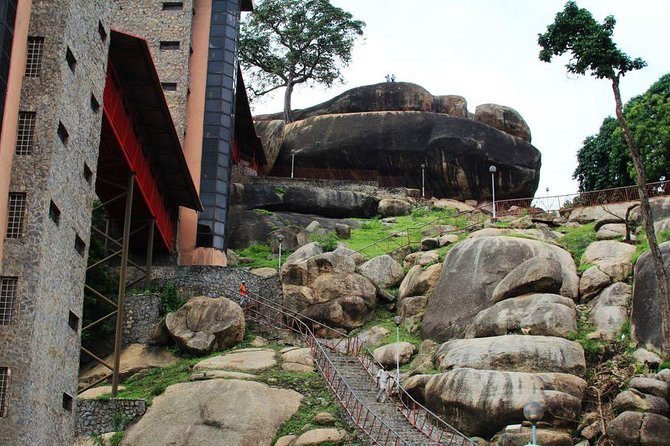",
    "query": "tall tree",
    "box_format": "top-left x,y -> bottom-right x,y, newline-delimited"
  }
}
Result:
574,74 -> 670,192
539,1 -> 670,352
239,0 -> 365,122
